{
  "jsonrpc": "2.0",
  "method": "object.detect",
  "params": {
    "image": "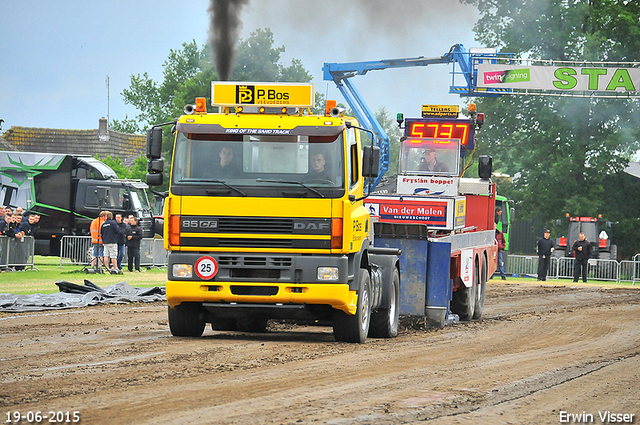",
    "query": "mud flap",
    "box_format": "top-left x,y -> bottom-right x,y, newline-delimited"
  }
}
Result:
425,240 -> 452,328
